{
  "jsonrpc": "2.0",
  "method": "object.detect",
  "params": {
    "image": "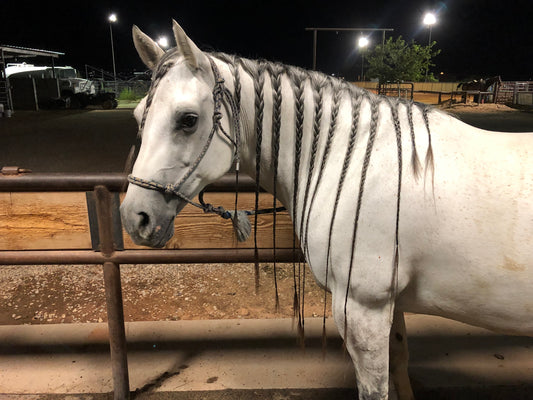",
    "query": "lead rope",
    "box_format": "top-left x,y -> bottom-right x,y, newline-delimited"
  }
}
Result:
128,56 -> 286,242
